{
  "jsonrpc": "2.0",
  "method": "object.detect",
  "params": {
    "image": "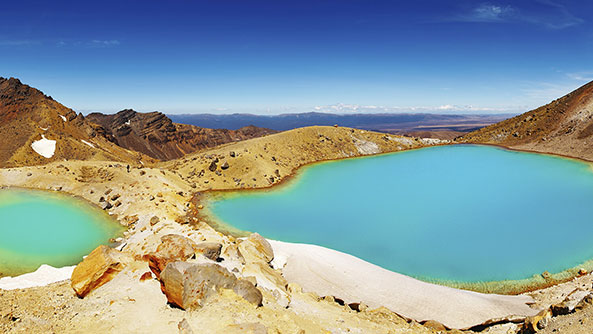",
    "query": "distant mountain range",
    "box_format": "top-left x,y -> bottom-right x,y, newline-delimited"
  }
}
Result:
169,112 -> 513,139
